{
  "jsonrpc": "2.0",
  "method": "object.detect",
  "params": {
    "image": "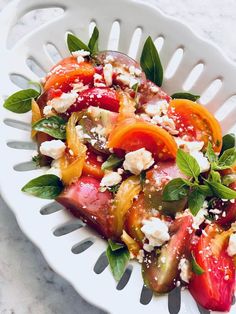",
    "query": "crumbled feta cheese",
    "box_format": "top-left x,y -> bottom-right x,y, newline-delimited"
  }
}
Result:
190,151 -> 210,173
72,82 -> 88,93
46,159 -> 62,178
150,85 -> 160,93
145,100 -> 169,117
227,233 -> 236,256
152,115 -> 178,135
178,258 -> 191,283
104,55 -> 114,63
75,125 -> 90,142
123,148 -> 154,175
40,140 -> 66,159
72,49 -> 90,63
117,73 -> 138,88
175,138 -> 204,153
103,63 -> 113,86
141,217 -> 170,251
186,201 -> 208,229
43,105 -> 54,116
47,91 -> 77,113
209,208 -> 222,214
93,73 -> 106,87
100,171 -> 122,187
129,66 -> 142,77
96,155 -> 103,162
137,249 -> 145,263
